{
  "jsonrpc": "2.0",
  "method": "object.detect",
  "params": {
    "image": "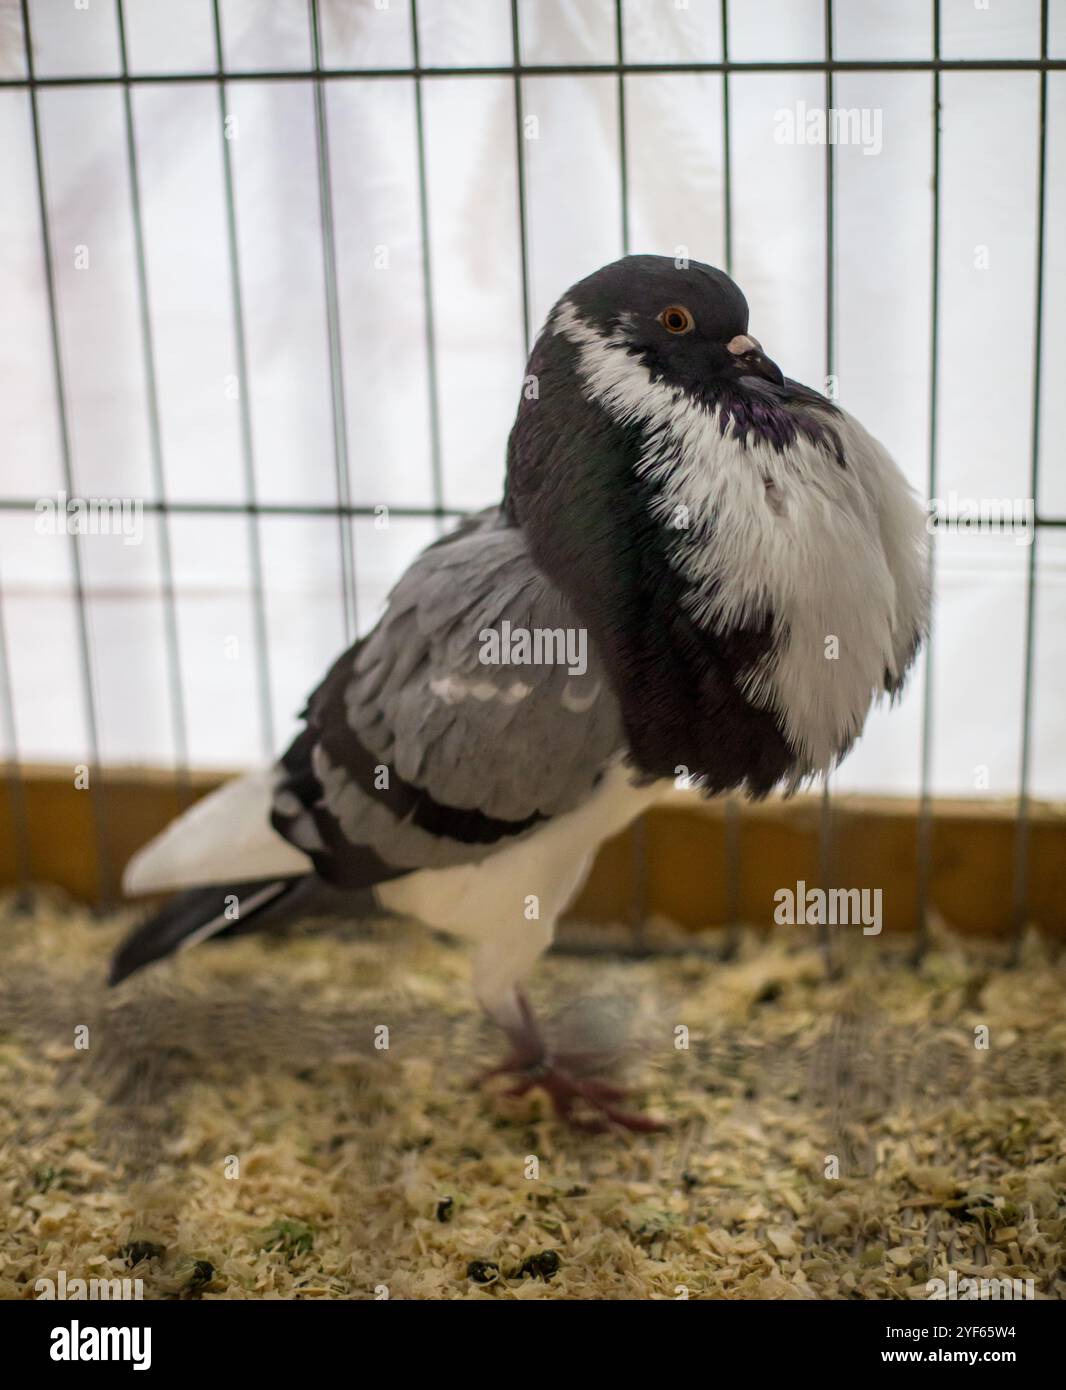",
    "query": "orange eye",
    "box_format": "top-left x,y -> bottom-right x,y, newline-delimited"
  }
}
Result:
658,305 -> 695,335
